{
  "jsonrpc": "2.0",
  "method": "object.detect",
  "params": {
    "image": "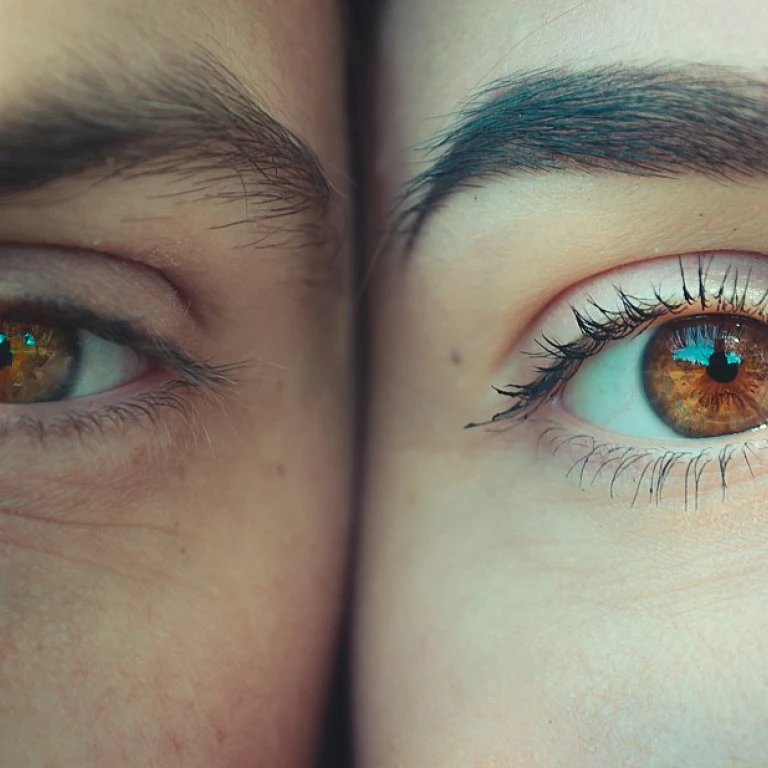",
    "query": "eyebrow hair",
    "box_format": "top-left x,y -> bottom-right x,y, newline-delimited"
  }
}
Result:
396,65 -> 768,250
1,50 -> 333,248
